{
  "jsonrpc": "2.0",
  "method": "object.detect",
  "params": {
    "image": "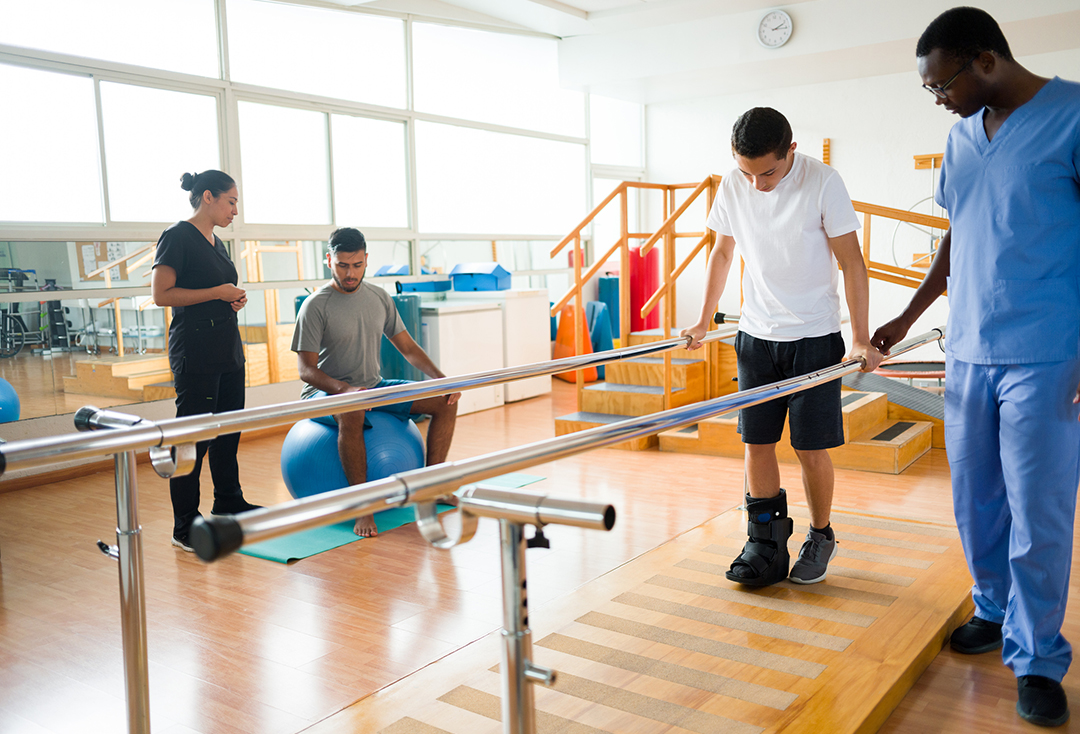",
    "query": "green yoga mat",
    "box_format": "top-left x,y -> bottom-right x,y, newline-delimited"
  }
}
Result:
240,473 -> 545,564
